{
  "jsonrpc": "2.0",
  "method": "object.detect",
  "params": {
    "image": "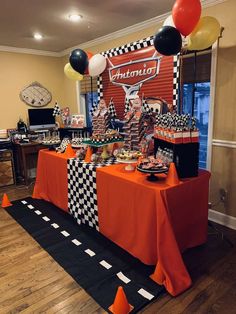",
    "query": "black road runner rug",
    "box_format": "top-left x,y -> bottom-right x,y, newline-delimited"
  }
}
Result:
4,197 -> 165,313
